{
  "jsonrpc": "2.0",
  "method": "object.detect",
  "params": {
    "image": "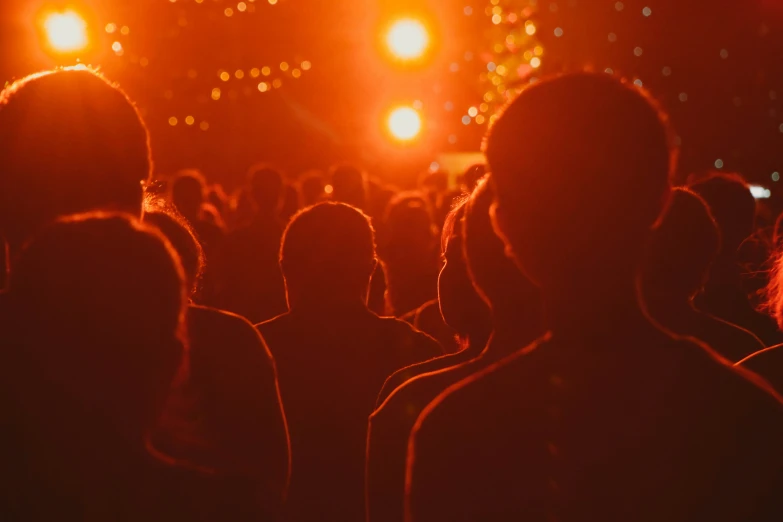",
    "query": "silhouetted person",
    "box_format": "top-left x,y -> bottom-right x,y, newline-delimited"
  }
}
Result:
171,170 -> 225,305
330,163 -> 368,210
367,178 -> 542,522
145,208 -> 291,518
691,173 -> 781,346
641,188 -> 764,362
406,73 -> 783,522
380,193 -> 440,316
380,199 -> 492,401
0,67 -> 156,512
256,202 -> 441,522
3,213 -> 211,520
221,165 -> 288,322
0,67 -> 290,519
